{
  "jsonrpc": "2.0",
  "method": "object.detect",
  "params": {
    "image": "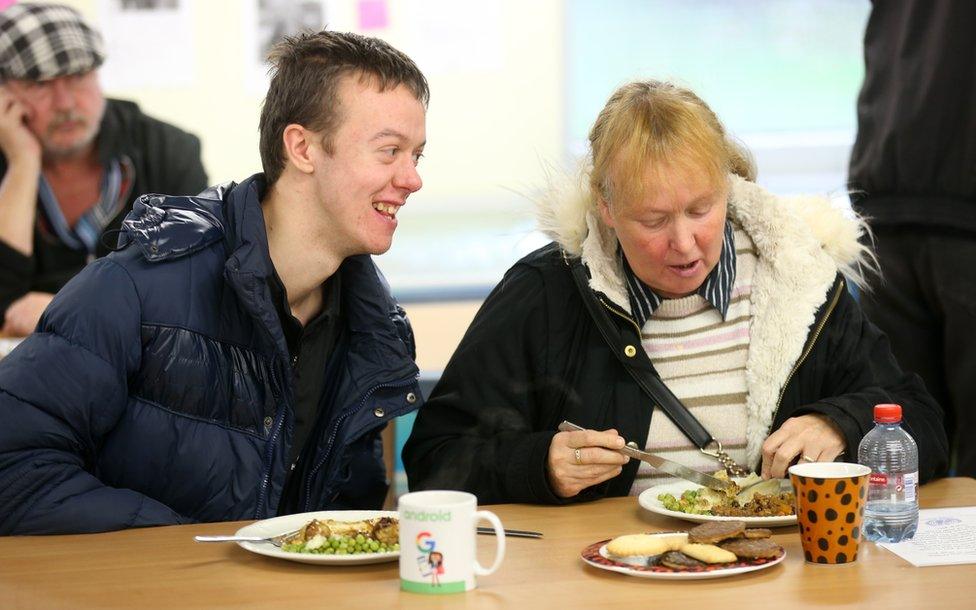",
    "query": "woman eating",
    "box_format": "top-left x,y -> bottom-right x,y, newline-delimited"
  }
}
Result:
403,80 -> 948,503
